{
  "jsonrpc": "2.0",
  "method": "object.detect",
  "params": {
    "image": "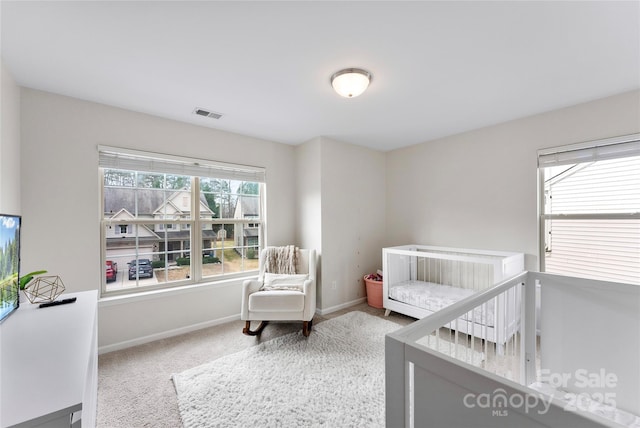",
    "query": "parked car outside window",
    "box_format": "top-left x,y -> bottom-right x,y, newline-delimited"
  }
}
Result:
105,263 -> 116,282
128,259 -> 153,280
106,260 -> 117,274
